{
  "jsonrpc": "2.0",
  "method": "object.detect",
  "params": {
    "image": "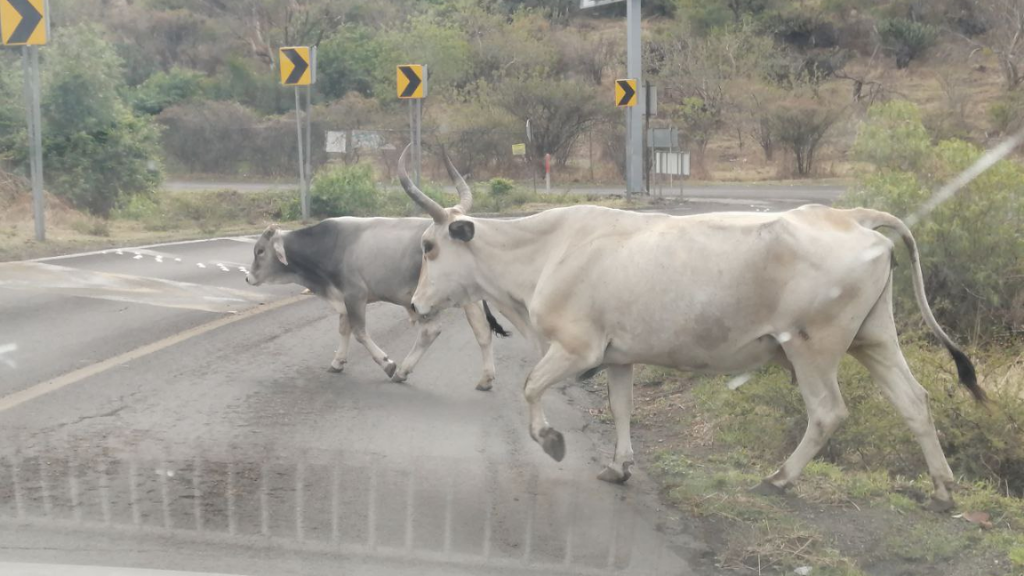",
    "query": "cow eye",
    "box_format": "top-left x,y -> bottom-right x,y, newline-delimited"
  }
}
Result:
256,248 -> 265,256
423,241 -> 434,253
